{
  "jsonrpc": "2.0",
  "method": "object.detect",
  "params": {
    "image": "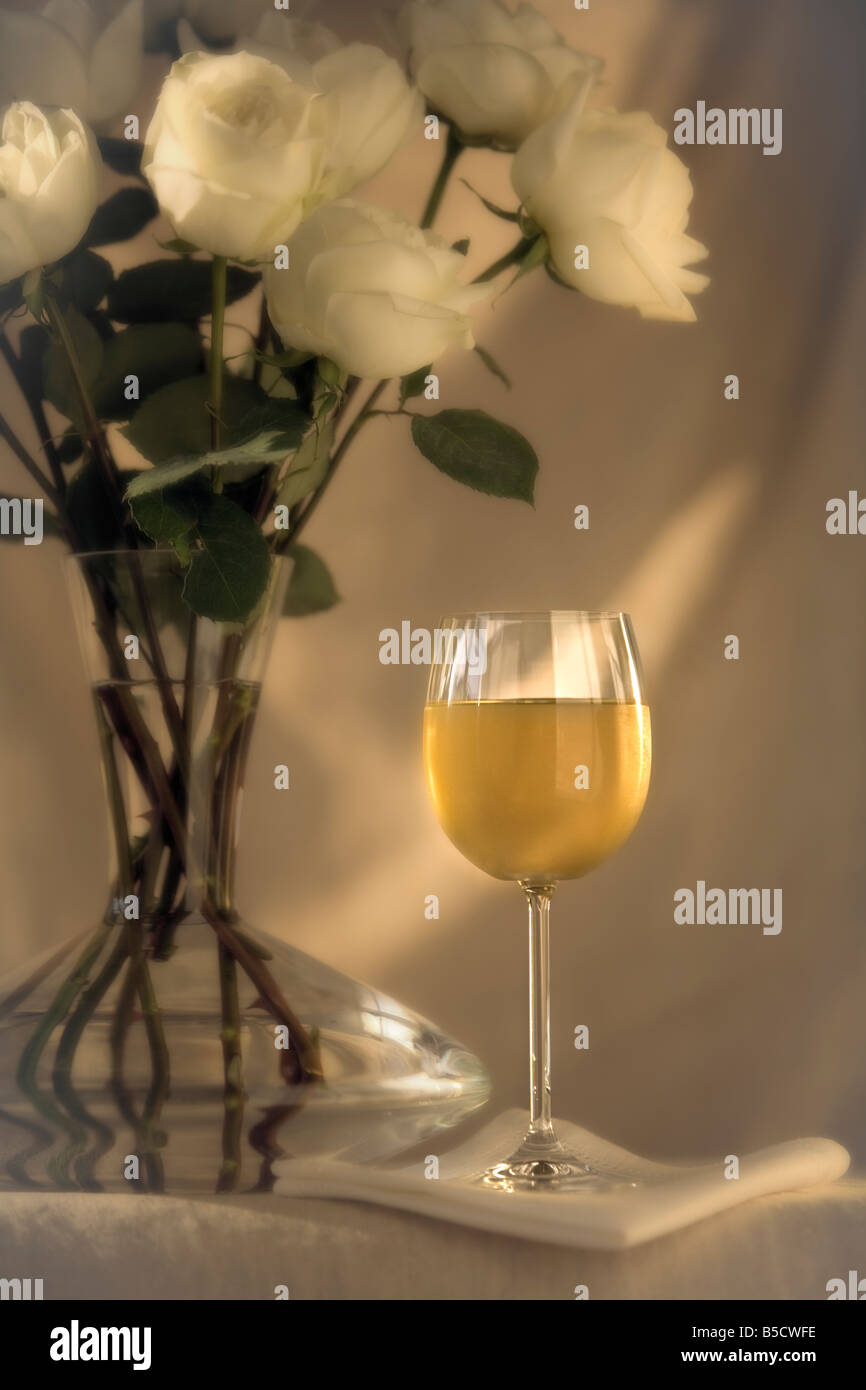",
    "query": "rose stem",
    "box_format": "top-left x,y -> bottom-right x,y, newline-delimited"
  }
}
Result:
252,297 -> 271,388
209,255 -> 228,471
0,410 -> 60,506
473,236 -> 539,284
285,380 -> 389,548
207,252 -> 244,1187
99,697 -> 170,1191
0,327 -> 67,493
216,939 -> 244,1192
109,963 -> 149,1190
421,126 -> 464,229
